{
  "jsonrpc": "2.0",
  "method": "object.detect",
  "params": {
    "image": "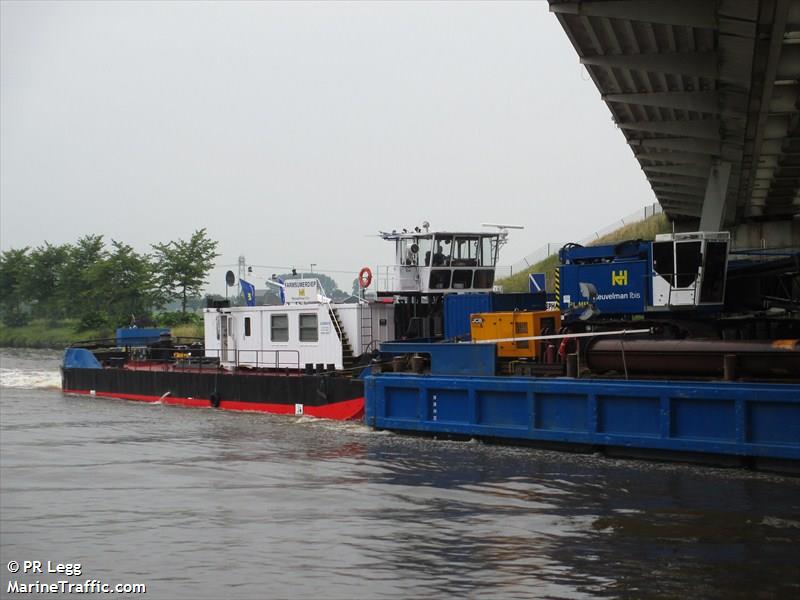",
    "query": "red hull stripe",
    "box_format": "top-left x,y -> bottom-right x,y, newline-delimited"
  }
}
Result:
62,389 -> 365,421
